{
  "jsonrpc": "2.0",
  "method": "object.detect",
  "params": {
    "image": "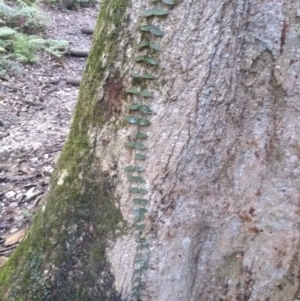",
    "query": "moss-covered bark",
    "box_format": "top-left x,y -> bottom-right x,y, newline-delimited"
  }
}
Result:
0,0 -> 130,300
